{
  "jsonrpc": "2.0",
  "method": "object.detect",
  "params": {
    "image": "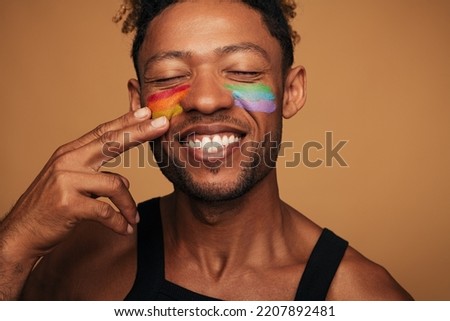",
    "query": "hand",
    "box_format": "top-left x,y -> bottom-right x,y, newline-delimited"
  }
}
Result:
0,107 -> 168,262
